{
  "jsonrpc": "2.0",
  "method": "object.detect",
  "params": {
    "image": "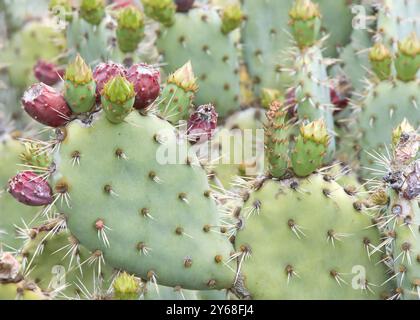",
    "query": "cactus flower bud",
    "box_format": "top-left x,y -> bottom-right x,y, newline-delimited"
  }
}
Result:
292,119 -> 329,177
167,60 -> 198,92
33,60 -> 64,86
113,272 -> 140,300
221,4 -> 244,35
369,43 -> 392,80
8,171 -> 53,206
0,252 -> 20,281
80,0 -> 105,25
93,62 -> 126,97
395,33 -> 420,82
64,54 -> 96,113
175,0 -> 195,13
142,0 -> 176,27
22,83 -> 72,127
187,104 -> 218,143
126,63 -> 160,109
289,0 -> 321,48
116,6 -> 145,53
101,75 -> 135,123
